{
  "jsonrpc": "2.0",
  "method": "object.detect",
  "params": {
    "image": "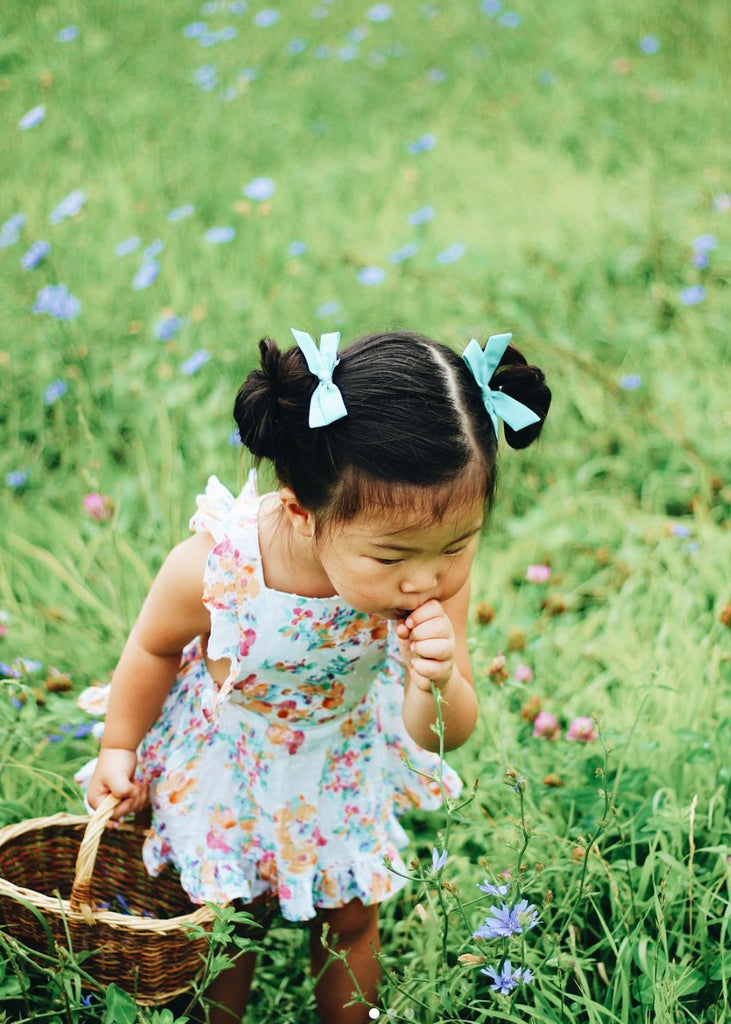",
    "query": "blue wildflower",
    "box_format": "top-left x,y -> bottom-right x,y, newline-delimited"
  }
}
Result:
287,38 -> 308,55
1,216 -> 23,248
133,260 -> 160,291
620,374 -> 642,390
199,31 -> 220,47
431,847 -> 448,873
201,1 -> 221,13
194,65 -> 218,90
238,67 -> 258,82
693,233 -> 717,253
183,21 -> 208,38
44,379 -> 68,405
368,4 -> 392,22
477,879 -> 510,897
5,470 -> 30,489
229,426 -> 243,446
692,252 -> 709,269
408,205 -> 434,226
357,266 -> 386,286
19,105 -> 46,130
670,524 -> 691,538
167,204 -> 195,222
498,11 -> 521,27
480,0 -> 502,14
436,242 -> 466,264
427,68 -> 446,82
473,900 -> 540,939
21,240 -> 50,269
678,285 -> 705,306
219,26 -> 238,40
204,226 -> 235,243
144,239 -> 165,259
181,350 -> 211,375
288,240 -> 307,256
116,236 -> 140,256
407,133 -> 436,154
388,243 -> 418,263
229,1 -> 248,12
639,35 -> 660,54
314,45 -> 331,59
57,26 -> 79,42
32,284 -> 81,319
0,663 -> 23,679
317,301 -> 340,317
539,70 -> 556,86
243,177 -> 275,200
481,960 -> 533,995
338,45 -> 359,62
348,27 -> 368,43
254,9 -> 280,27
155,315 -> 184,341
49,190 -> 87,224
